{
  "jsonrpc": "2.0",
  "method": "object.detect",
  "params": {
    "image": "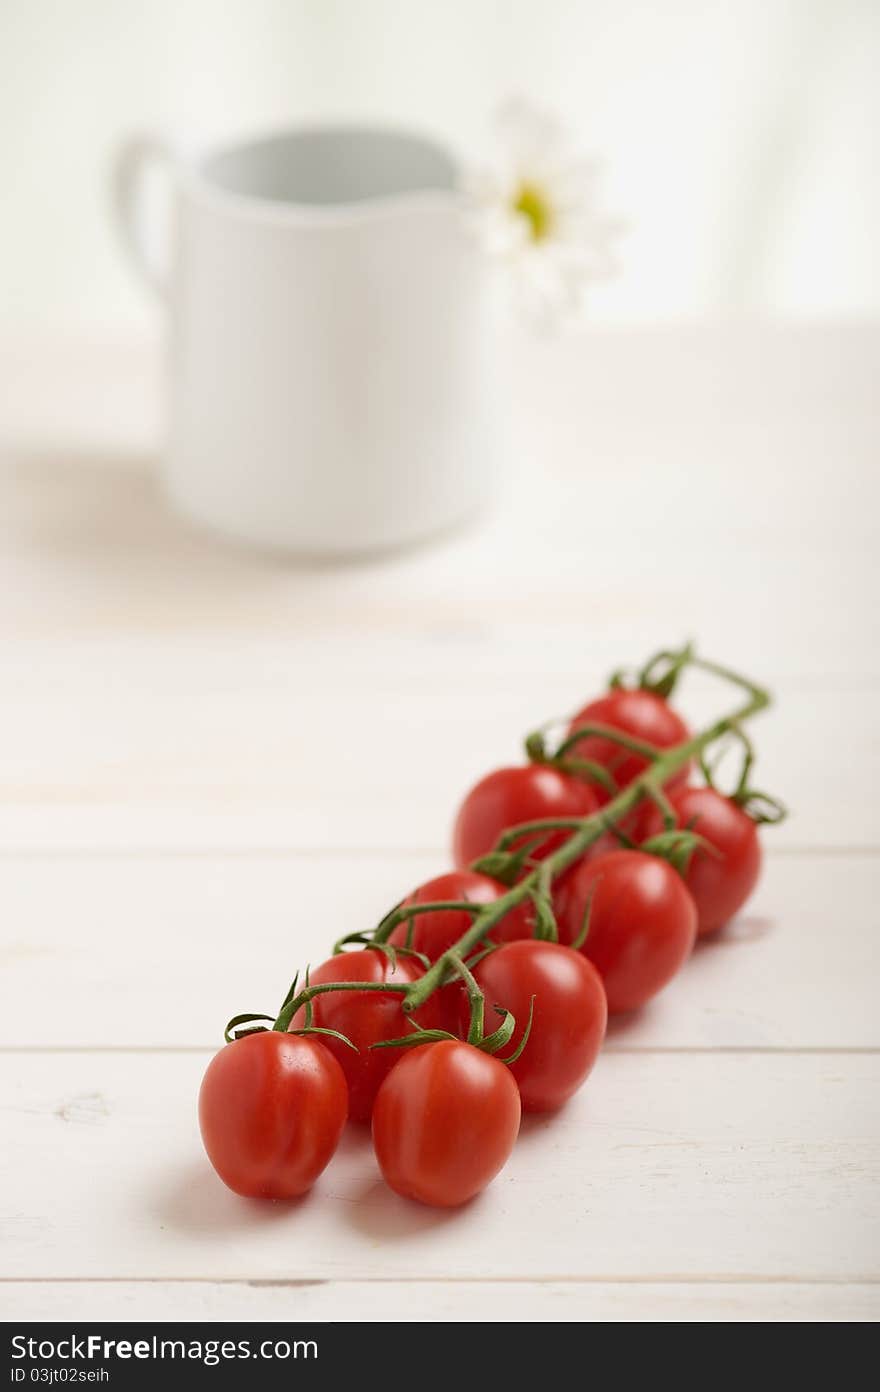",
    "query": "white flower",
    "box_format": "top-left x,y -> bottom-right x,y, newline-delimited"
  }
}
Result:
464,98 -> 621,327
